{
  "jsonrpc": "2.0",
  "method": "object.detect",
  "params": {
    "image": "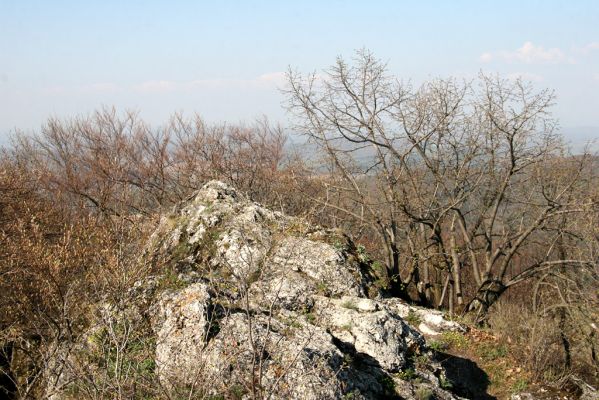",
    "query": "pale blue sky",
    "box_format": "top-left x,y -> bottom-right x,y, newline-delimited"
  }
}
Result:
1,1 -> 599,141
